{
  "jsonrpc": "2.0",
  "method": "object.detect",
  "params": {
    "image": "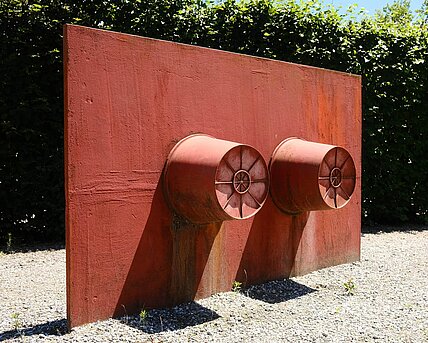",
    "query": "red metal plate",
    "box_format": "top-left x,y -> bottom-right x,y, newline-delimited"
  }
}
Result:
64,24 -> 362,328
